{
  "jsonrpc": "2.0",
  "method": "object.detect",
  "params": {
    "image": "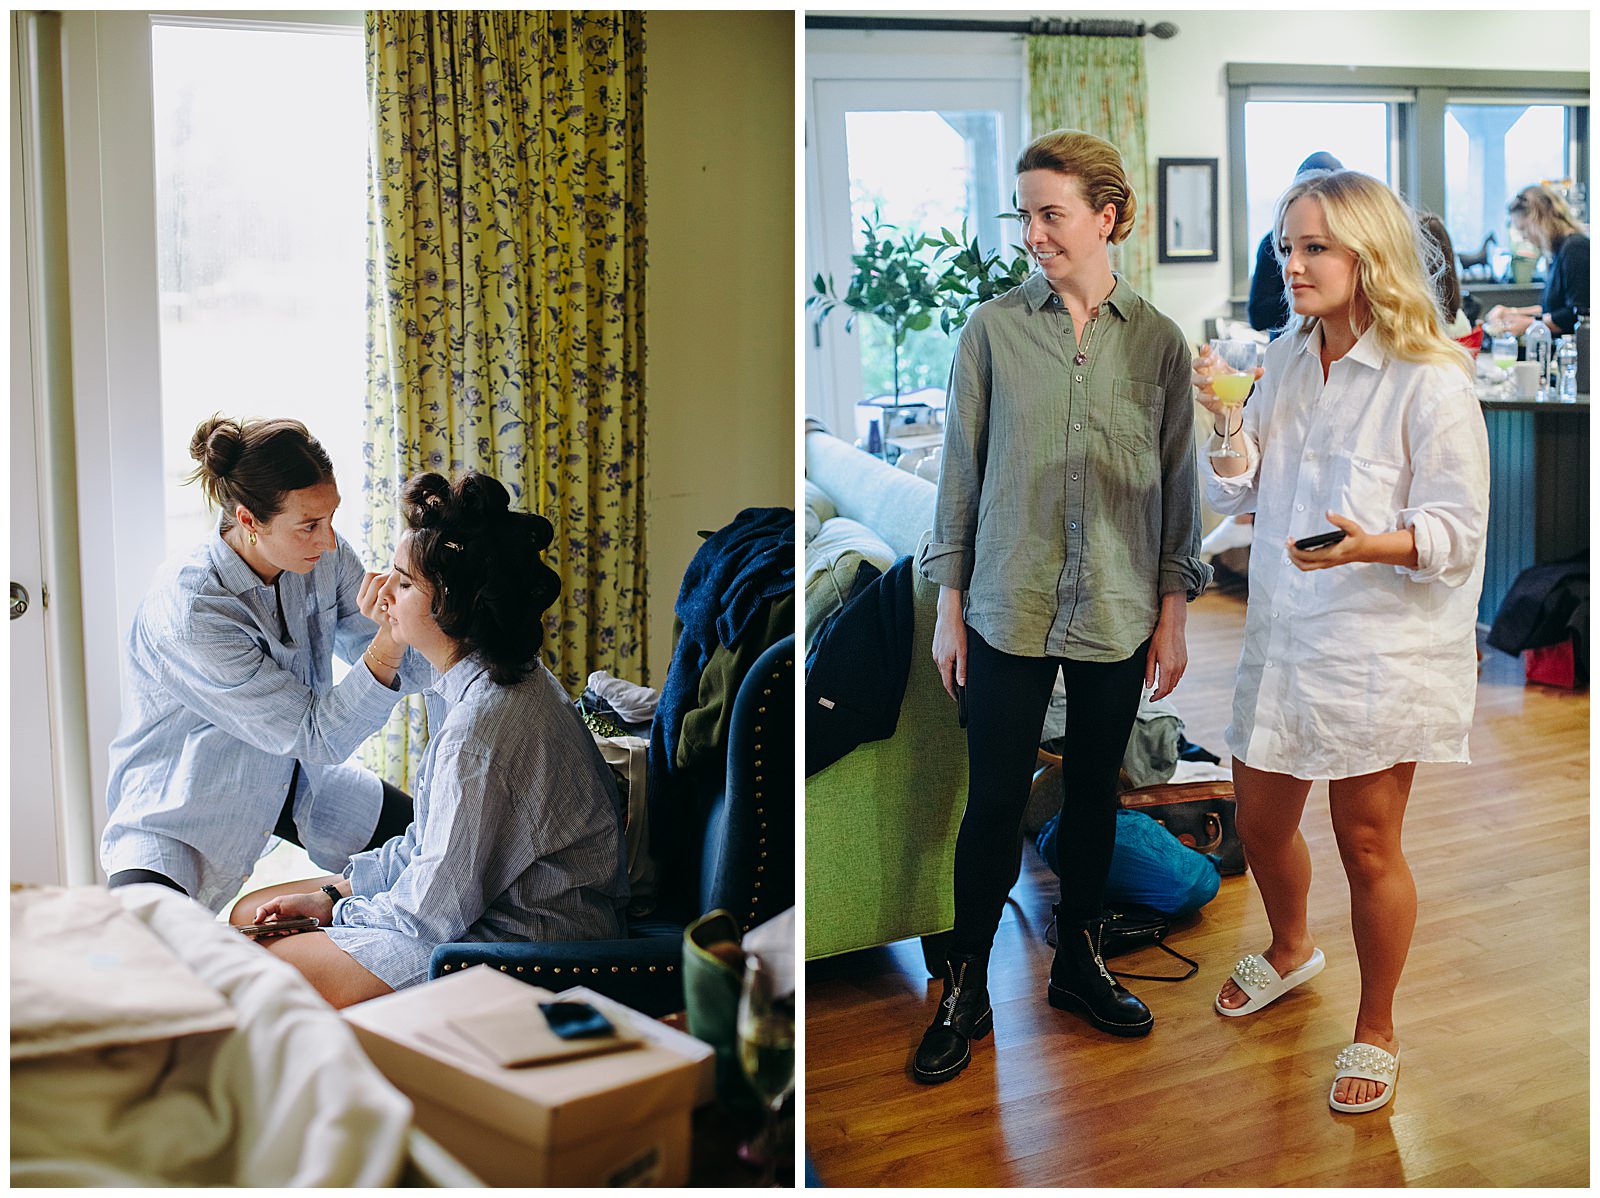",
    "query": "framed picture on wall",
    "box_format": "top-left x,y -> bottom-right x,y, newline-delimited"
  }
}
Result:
1157,158 -> 1218,263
